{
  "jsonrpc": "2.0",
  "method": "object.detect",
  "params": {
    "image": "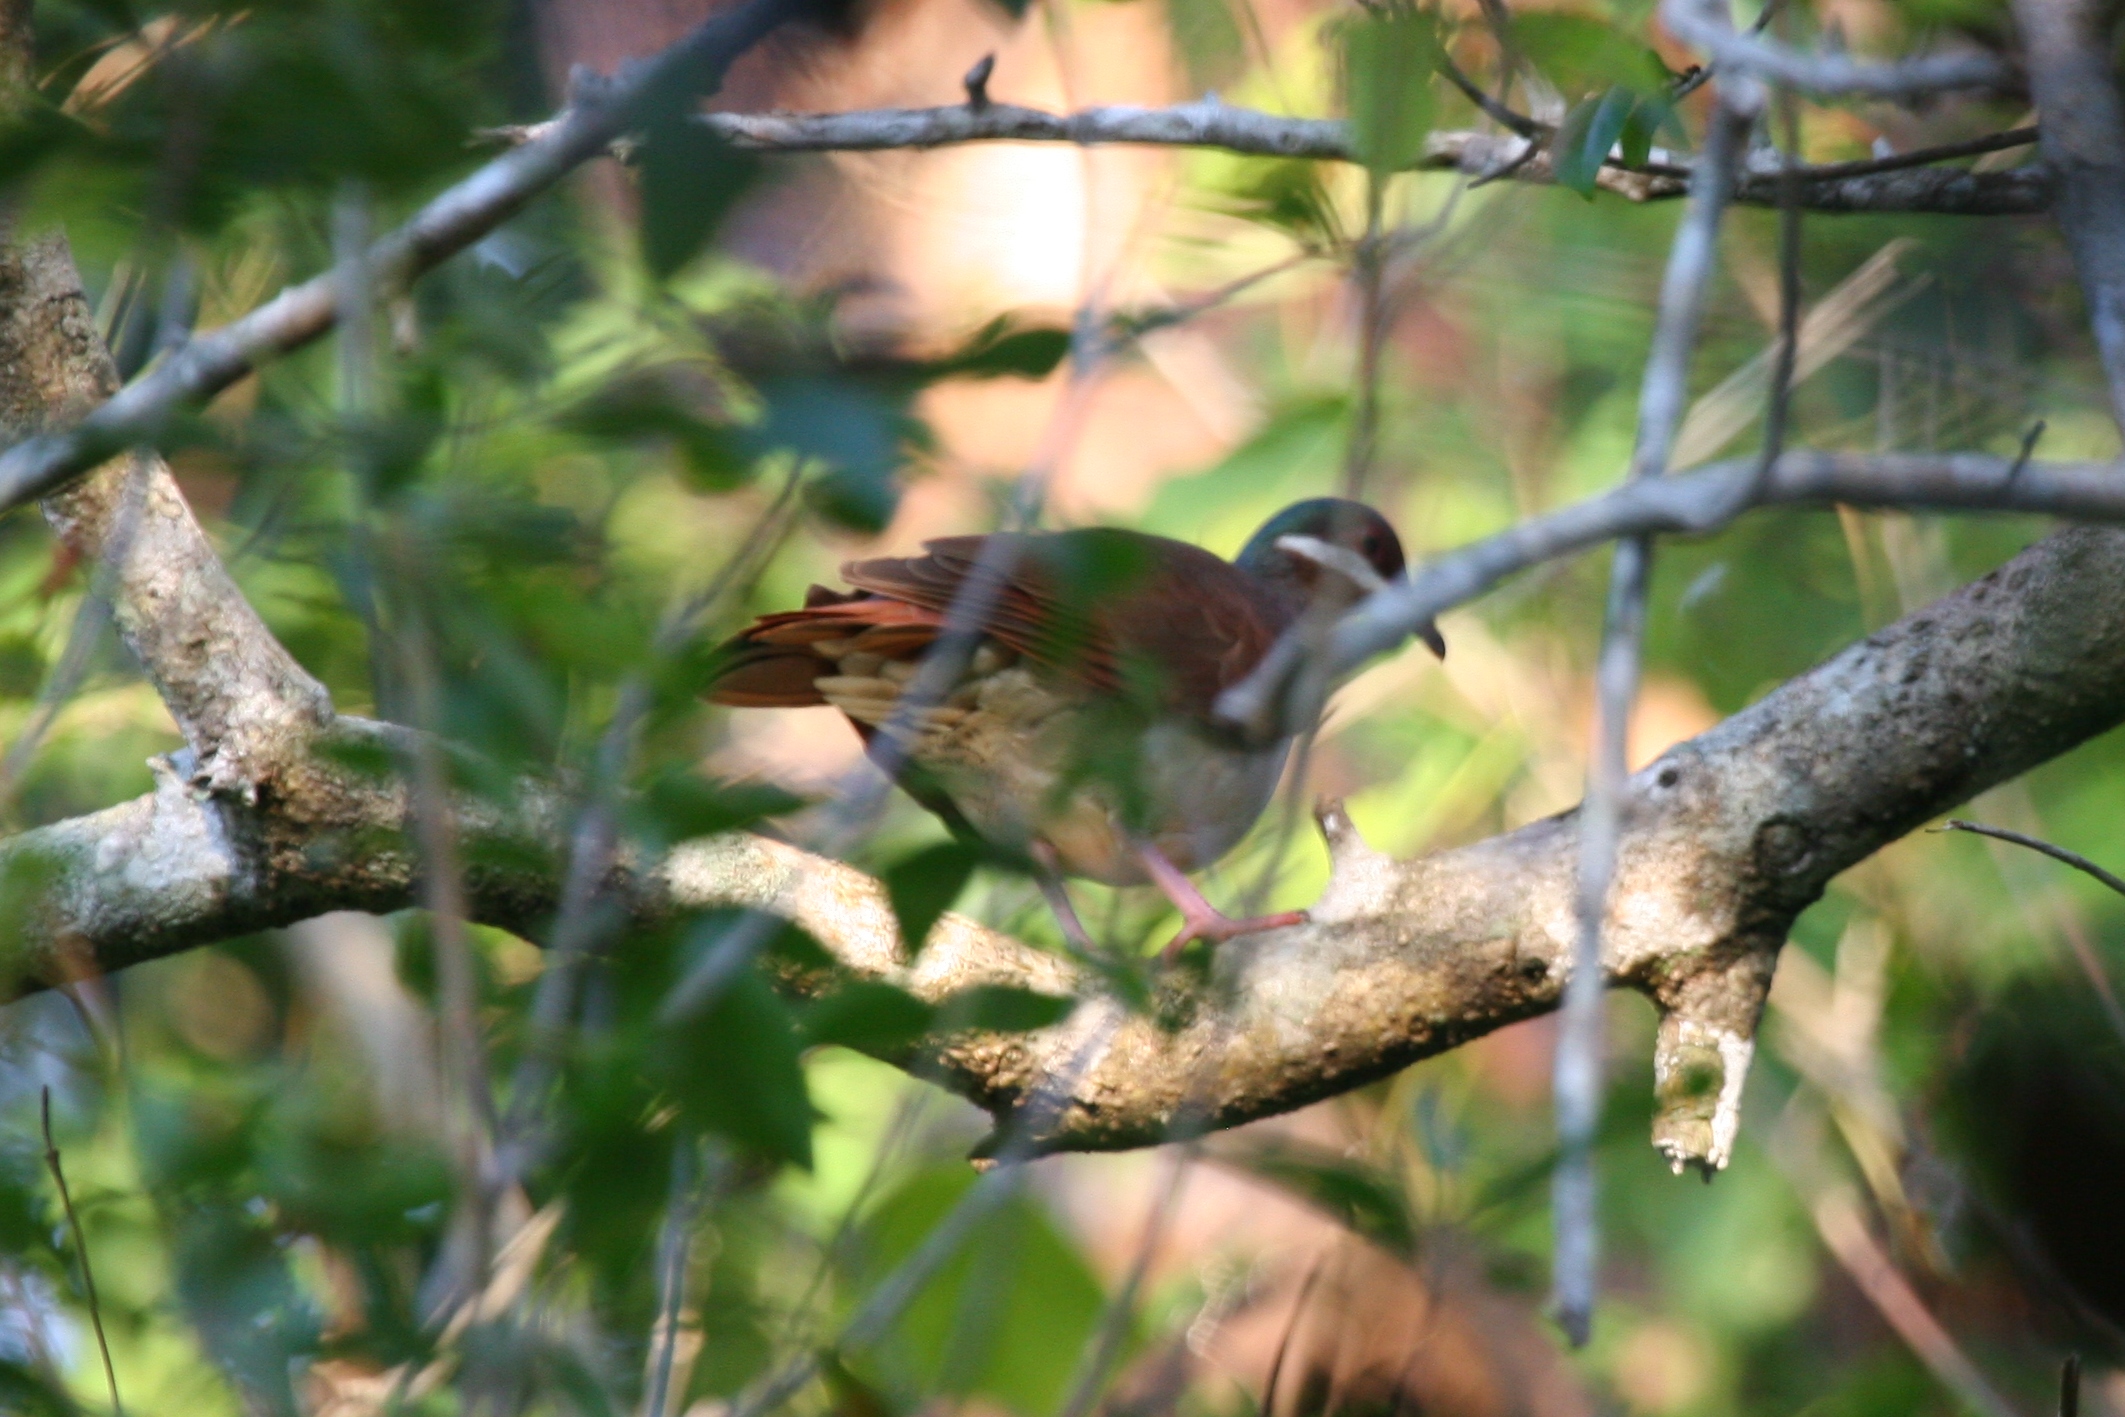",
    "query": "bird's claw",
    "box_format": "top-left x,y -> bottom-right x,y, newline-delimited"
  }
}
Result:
1159,907 -> 1309,963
